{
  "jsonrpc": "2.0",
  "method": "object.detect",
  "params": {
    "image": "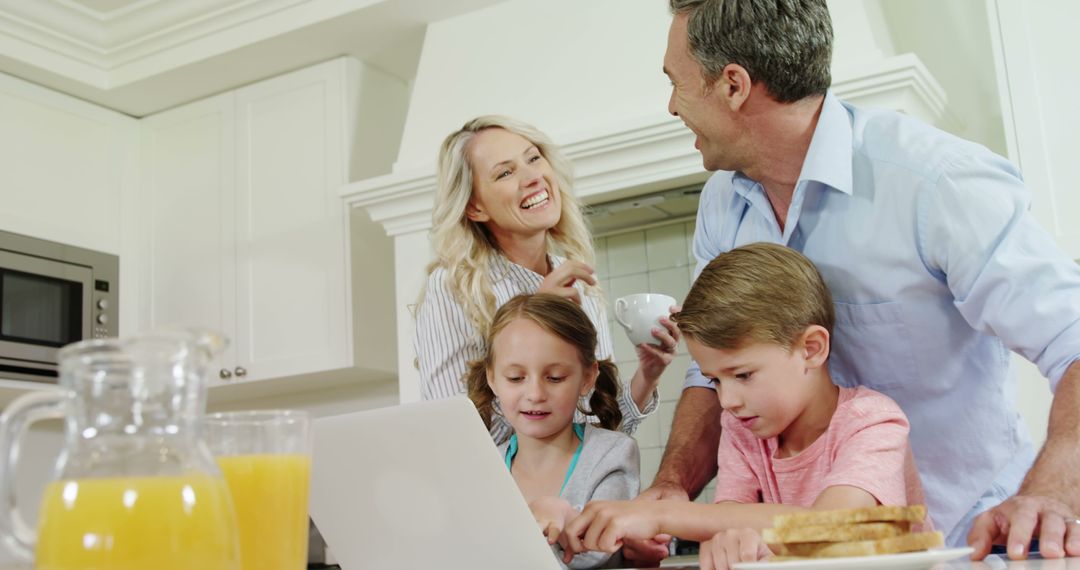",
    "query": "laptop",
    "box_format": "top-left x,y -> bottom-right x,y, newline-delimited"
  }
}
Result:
308,396 -> 563,569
